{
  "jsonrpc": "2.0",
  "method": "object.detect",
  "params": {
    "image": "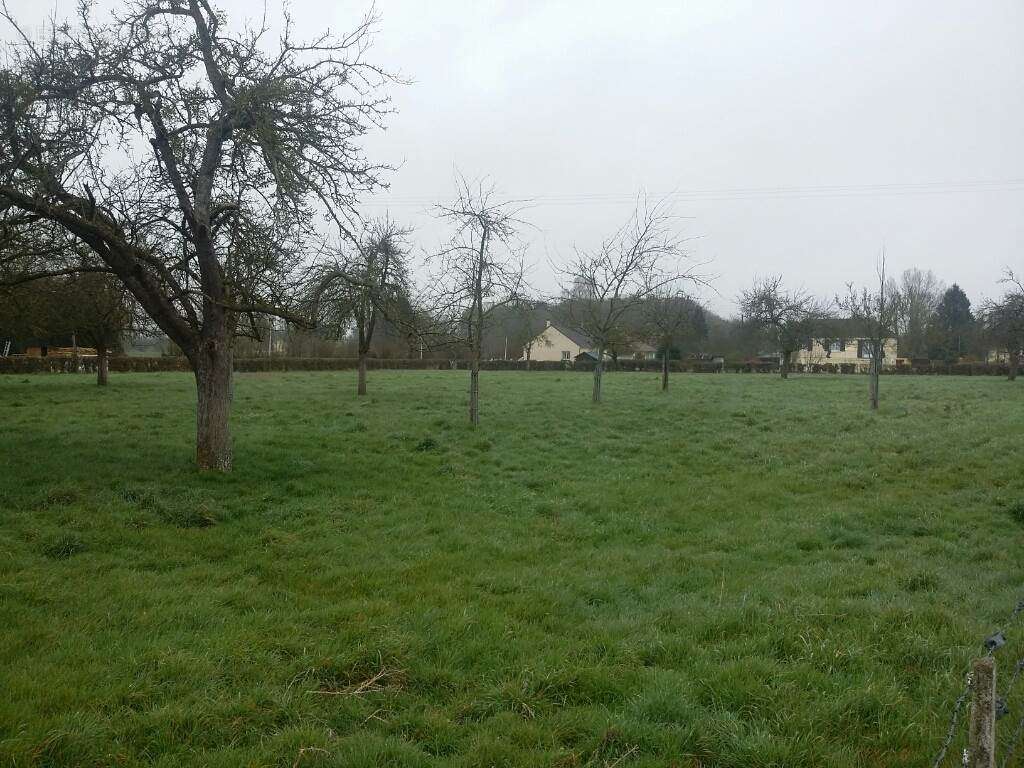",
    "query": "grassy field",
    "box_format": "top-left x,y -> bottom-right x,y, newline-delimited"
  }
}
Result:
1,370 -> 1022,767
